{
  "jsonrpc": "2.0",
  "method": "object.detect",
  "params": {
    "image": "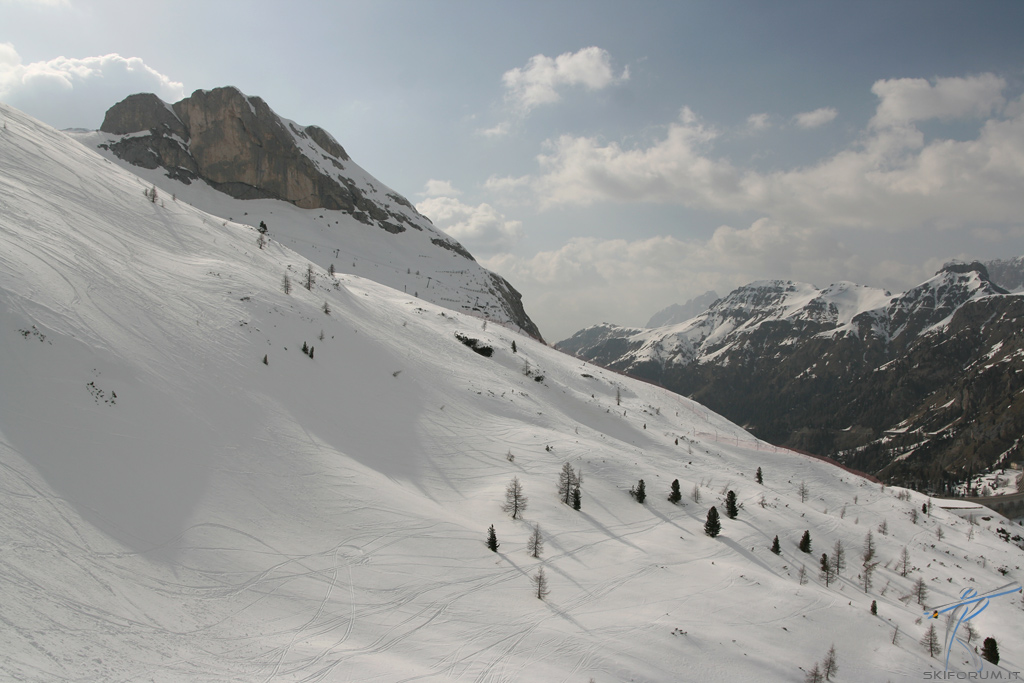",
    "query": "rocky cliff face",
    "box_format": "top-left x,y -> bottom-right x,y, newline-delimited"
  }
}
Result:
86,87 -> 543,341
556,262 -> 1024,487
